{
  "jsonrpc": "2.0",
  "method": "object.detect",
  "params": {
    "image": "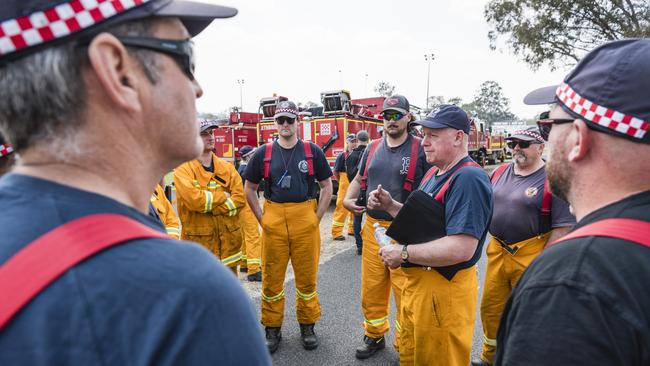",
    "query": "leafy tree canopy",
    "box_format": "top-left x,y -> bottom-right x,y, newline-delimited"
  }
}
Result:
374,81 -> 396,97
